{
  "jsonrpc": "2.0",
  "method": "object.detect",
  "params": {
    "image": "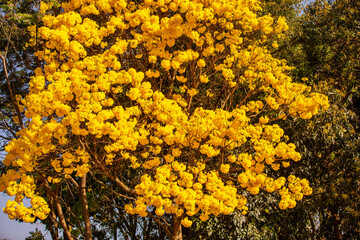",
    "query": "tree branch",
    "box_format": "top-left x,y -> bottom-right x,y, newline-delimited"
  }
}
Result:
42,179 -> 74,240
79,174 -> 93,240
90,171 -> 136,200
0,54 -> 25,129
